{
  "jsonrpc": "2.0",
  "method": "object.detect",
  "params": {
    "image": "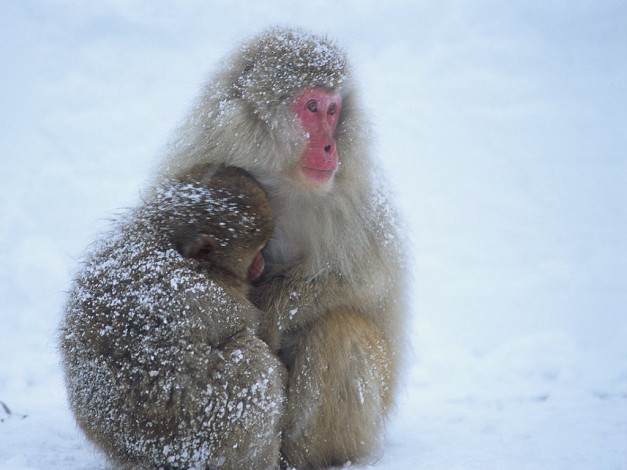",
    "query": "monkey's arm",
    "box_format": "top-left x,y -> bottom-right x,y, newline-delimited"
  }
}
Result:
249,264 -> 357,350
